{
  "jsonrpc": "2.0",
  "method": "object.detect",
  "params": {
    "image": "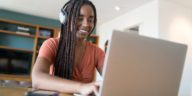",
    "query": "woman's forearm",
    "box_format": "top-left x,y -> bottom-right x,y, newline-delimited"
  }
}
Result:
32,57 -> 82,93
32,71 -> 82,94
